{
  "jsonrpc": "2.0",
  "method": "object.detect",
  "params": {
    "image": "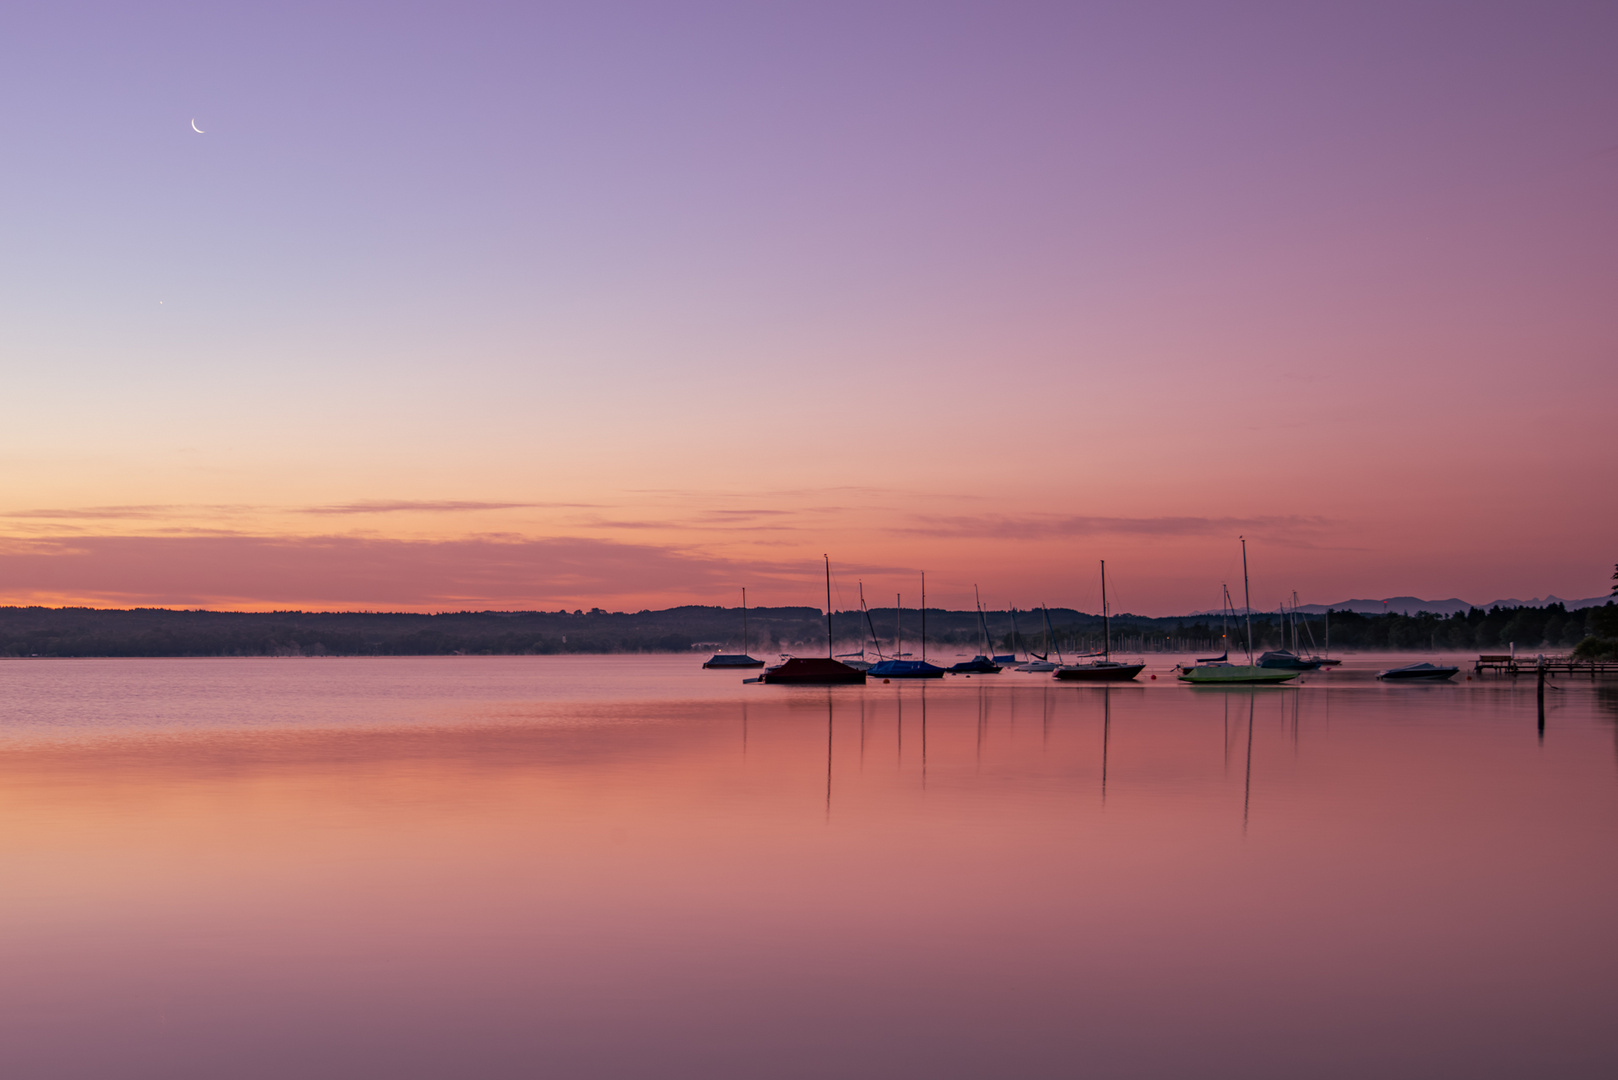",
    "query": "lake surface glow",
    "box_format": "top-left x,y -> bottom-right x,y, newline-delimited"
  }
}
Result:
2,656 -> 1615,1078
